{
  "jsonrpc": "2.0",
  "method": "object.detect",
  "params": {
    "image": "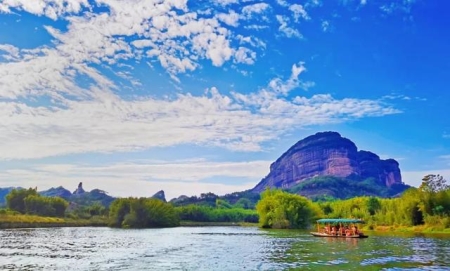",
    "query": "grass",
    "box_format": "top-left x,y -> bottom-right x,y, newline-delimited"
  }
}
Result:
366,225 -> 450,234
0,213 -> 108,228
